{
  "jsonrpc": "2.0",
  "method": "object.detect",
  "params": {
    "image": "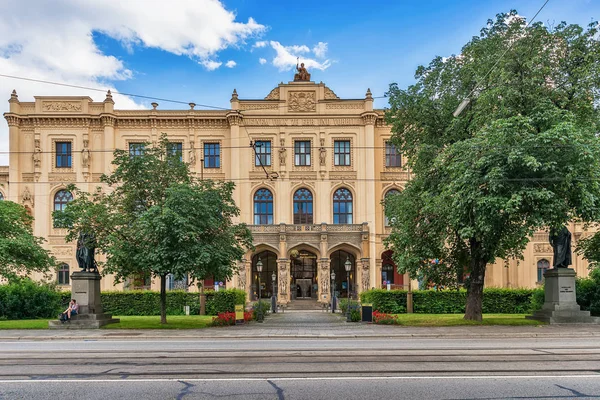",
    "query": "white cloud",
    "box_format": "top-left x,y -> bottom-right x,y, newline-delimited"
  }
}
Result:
201,60 -> 223,70
269,41 -> 332,72
312,42 -> 328,58
259,58 -> 267,65
225,60 -> 237,68
286,44 -> 310,53
253,41 -> 268,48
0,0 -> 266,164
